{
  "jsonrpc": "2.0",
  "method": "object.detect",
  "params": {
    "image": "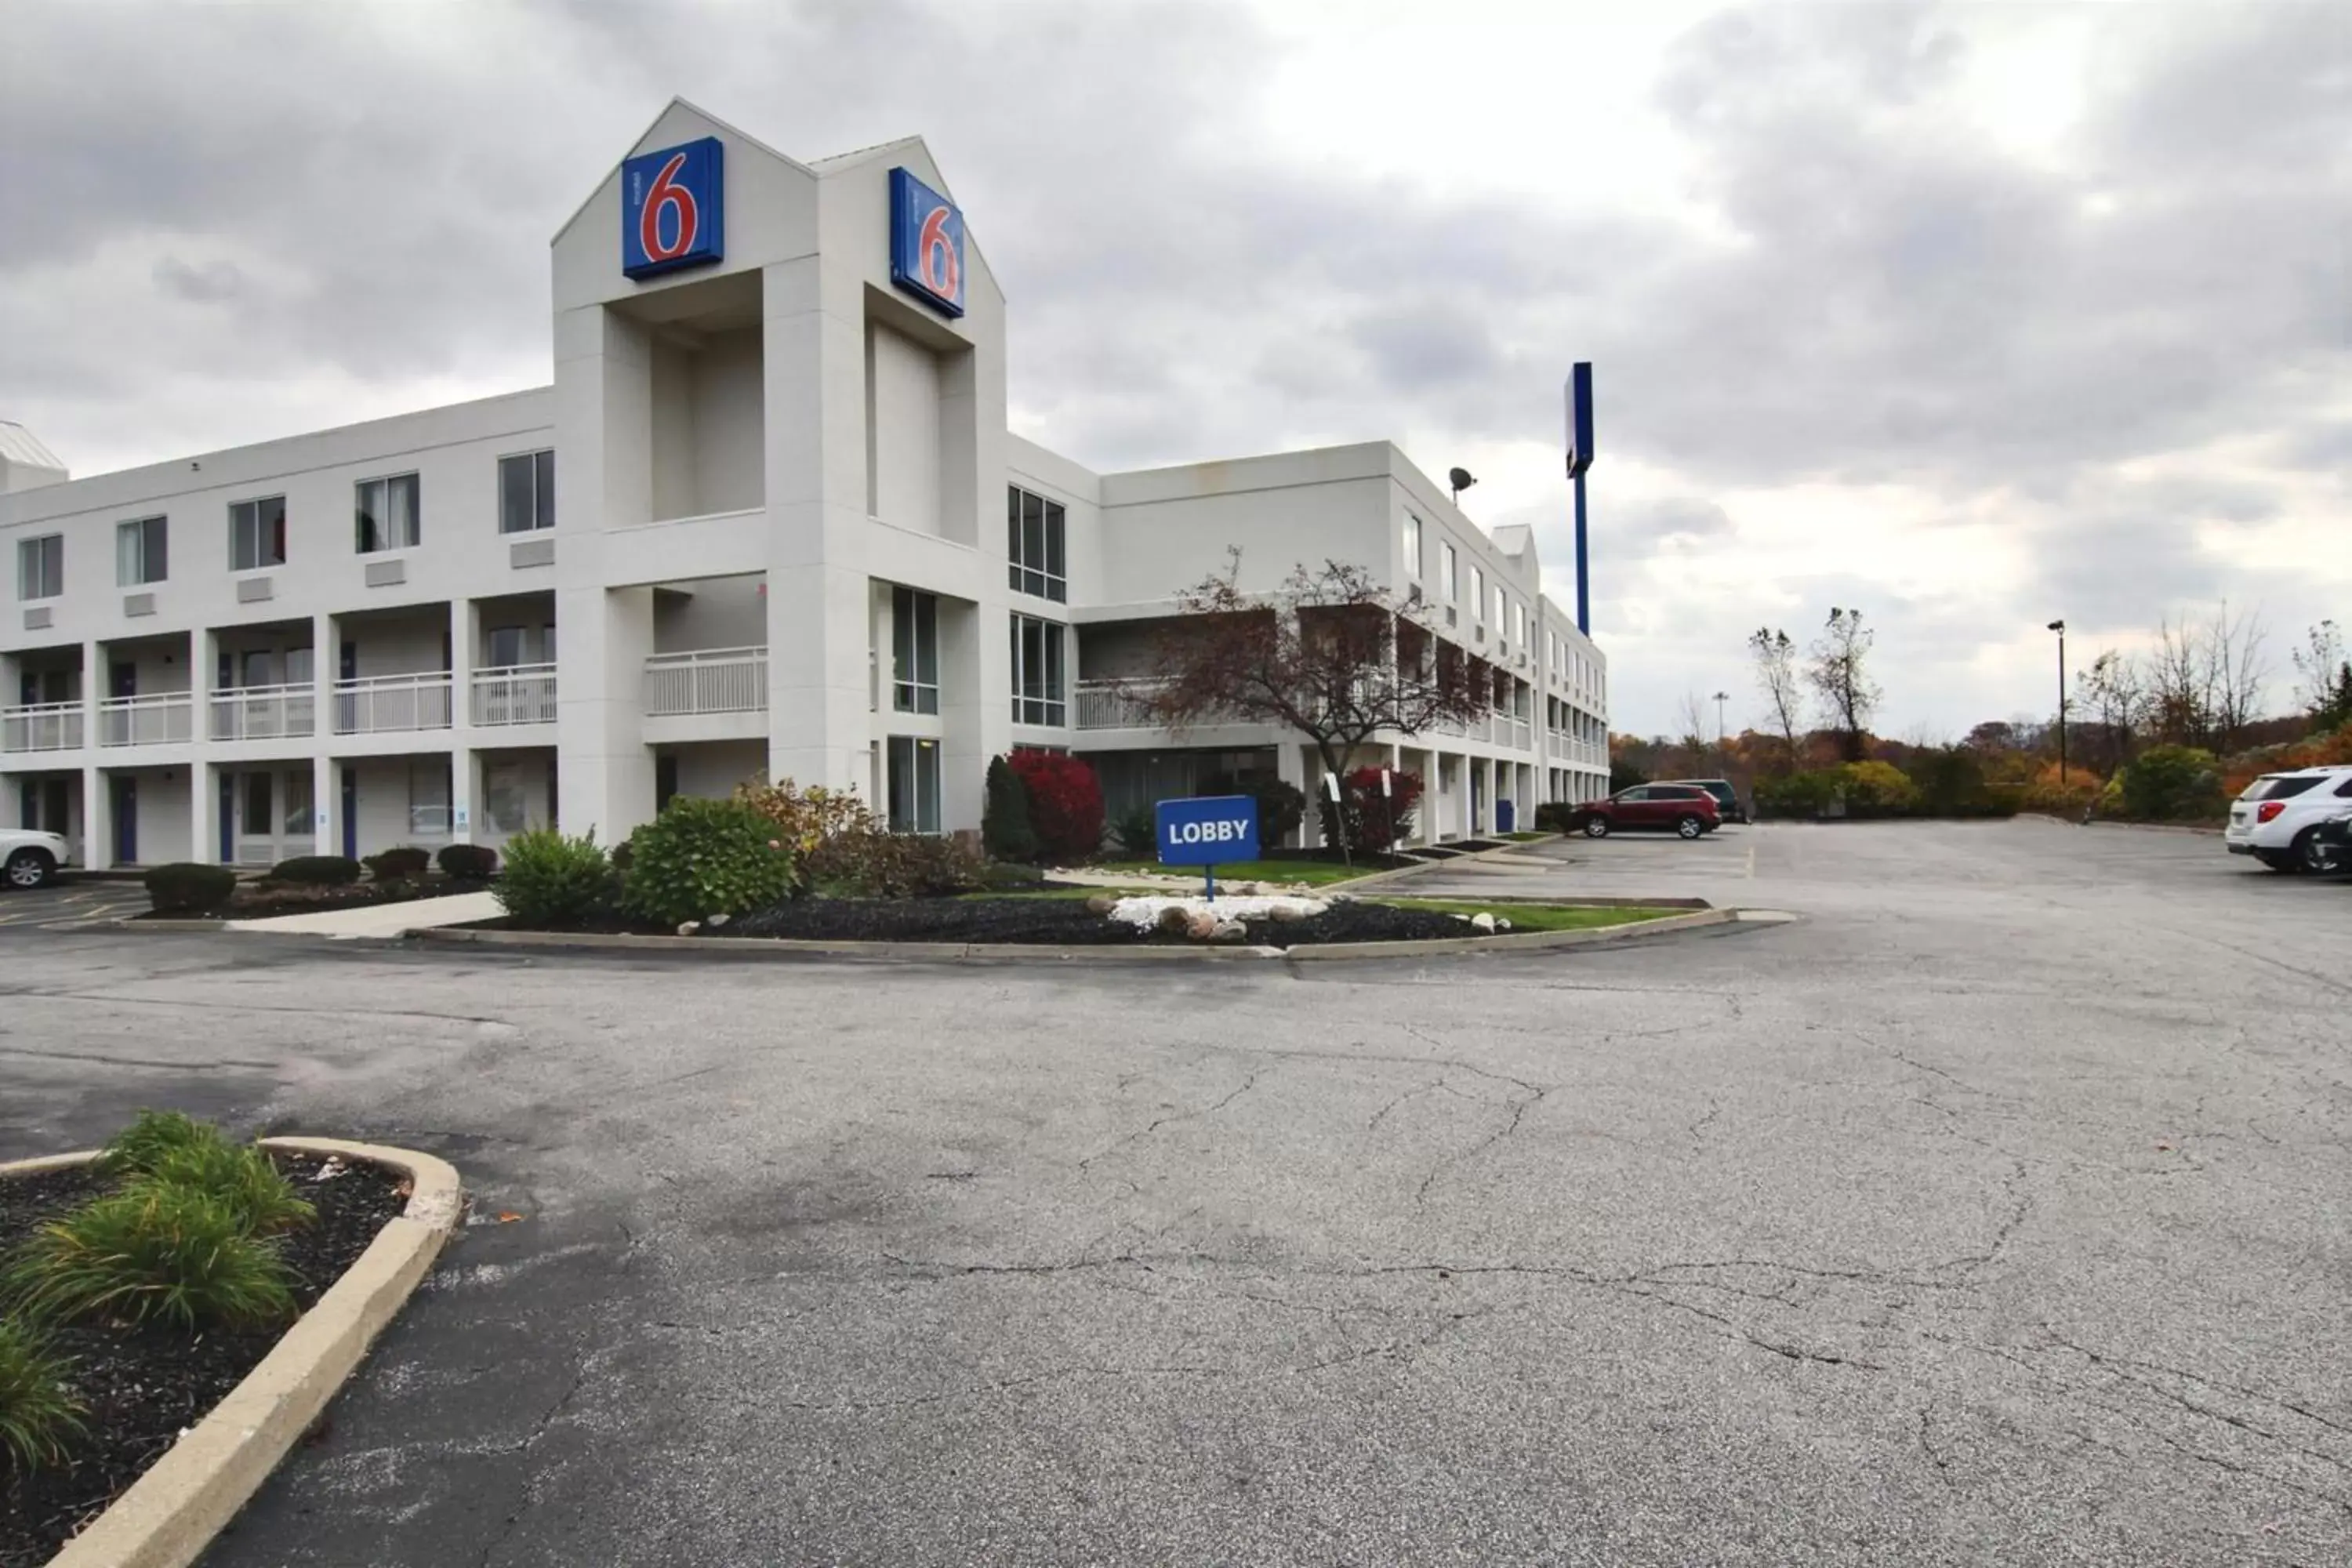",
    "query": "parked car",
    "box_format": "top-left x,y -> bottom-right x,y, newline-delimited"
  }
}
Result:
2224,765 -> 2352,871
2301,808 -> 2351,875
1,826 -> 71,889
1658,778 -> 1748,824
1567,784 -> 1722,840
